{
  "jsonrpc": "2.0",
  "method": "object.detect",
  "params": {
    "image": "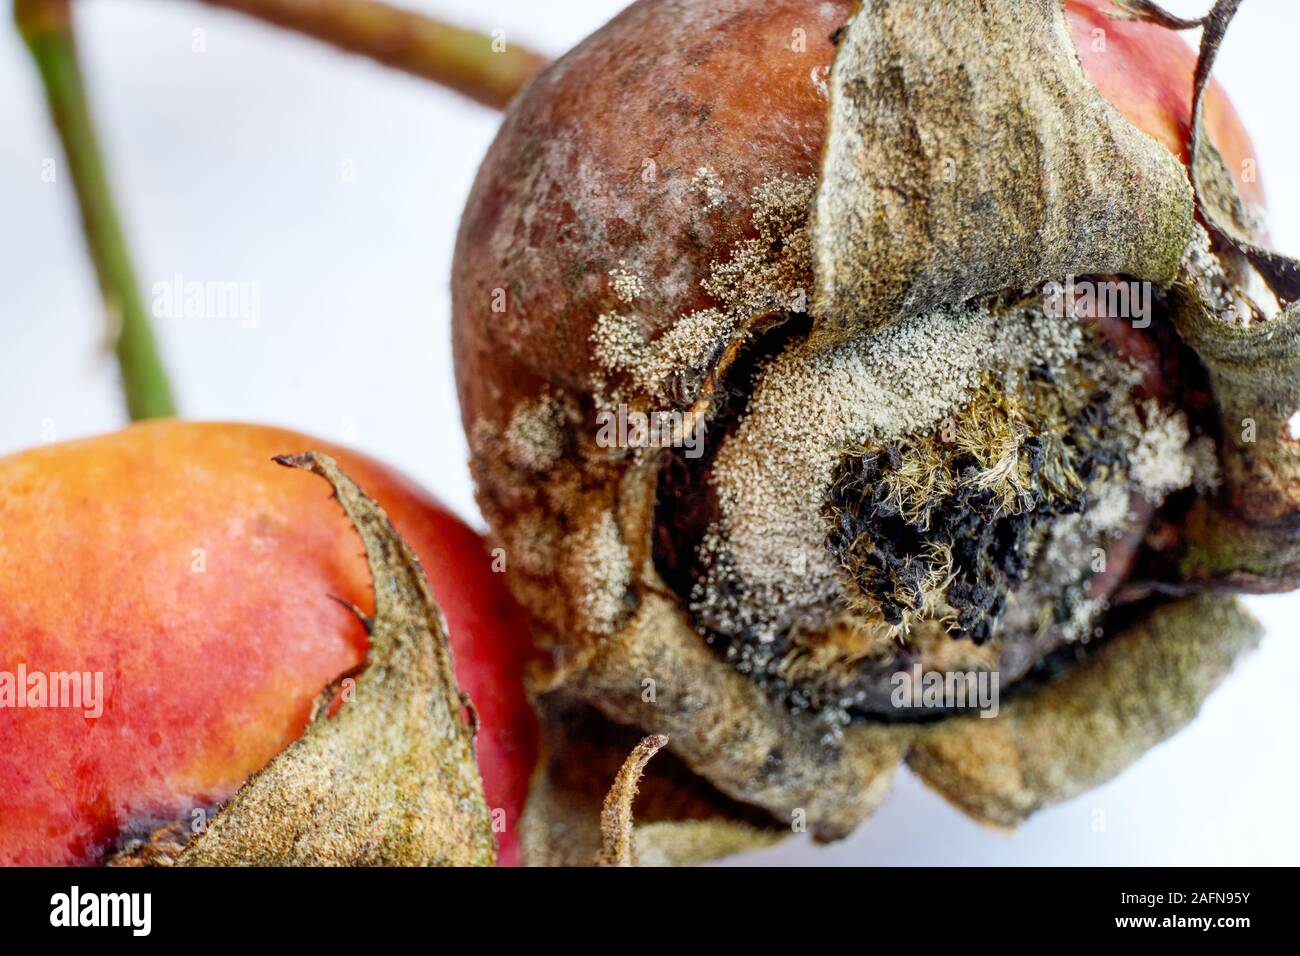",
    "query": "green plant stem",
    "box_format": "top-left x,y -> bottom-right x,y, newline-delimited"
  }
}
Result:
16,0 -> 177,420
195,0 -> 548,110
